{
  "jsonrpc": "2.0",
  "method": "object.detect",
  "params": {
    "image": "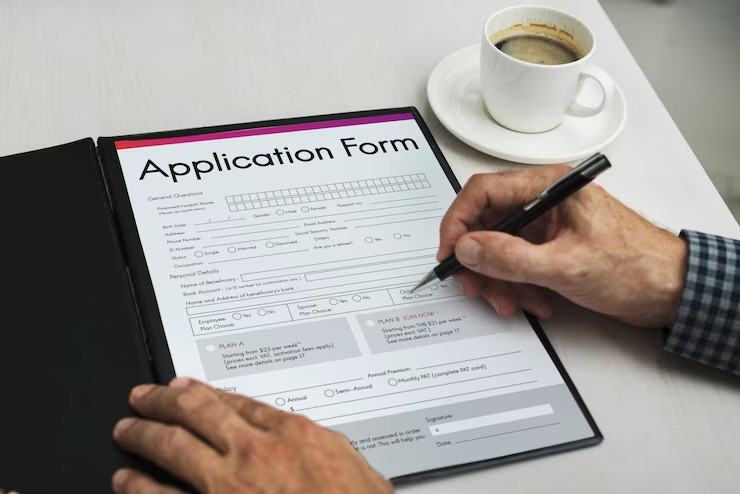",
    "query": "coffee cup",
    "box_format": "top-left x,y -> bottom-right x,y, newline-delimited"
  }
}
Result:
480,5 -> 615,133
